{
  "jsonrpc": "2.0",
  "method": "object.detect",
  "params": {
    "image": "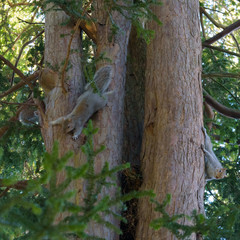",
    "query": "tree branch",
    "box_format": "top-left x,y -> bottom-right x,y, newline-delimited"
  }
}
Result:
11,30 -> 44,85
202,73 -> 240,78
3,9 -> 38,55
0,54 -> 25,79
17,17 -> 44,25
203,89 -> 240,119
200,7 -> 240,53
58,4 -> 97,43
202,43 -> 240,58
60,0 -> 94,93
208,77 -> 240,105
0,107 -> 23,138
0,100 -> 36,106
7,1 -> 31,7
0,71 -> 39,99
0,179 -> 28,190
202,19 -> 240,46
